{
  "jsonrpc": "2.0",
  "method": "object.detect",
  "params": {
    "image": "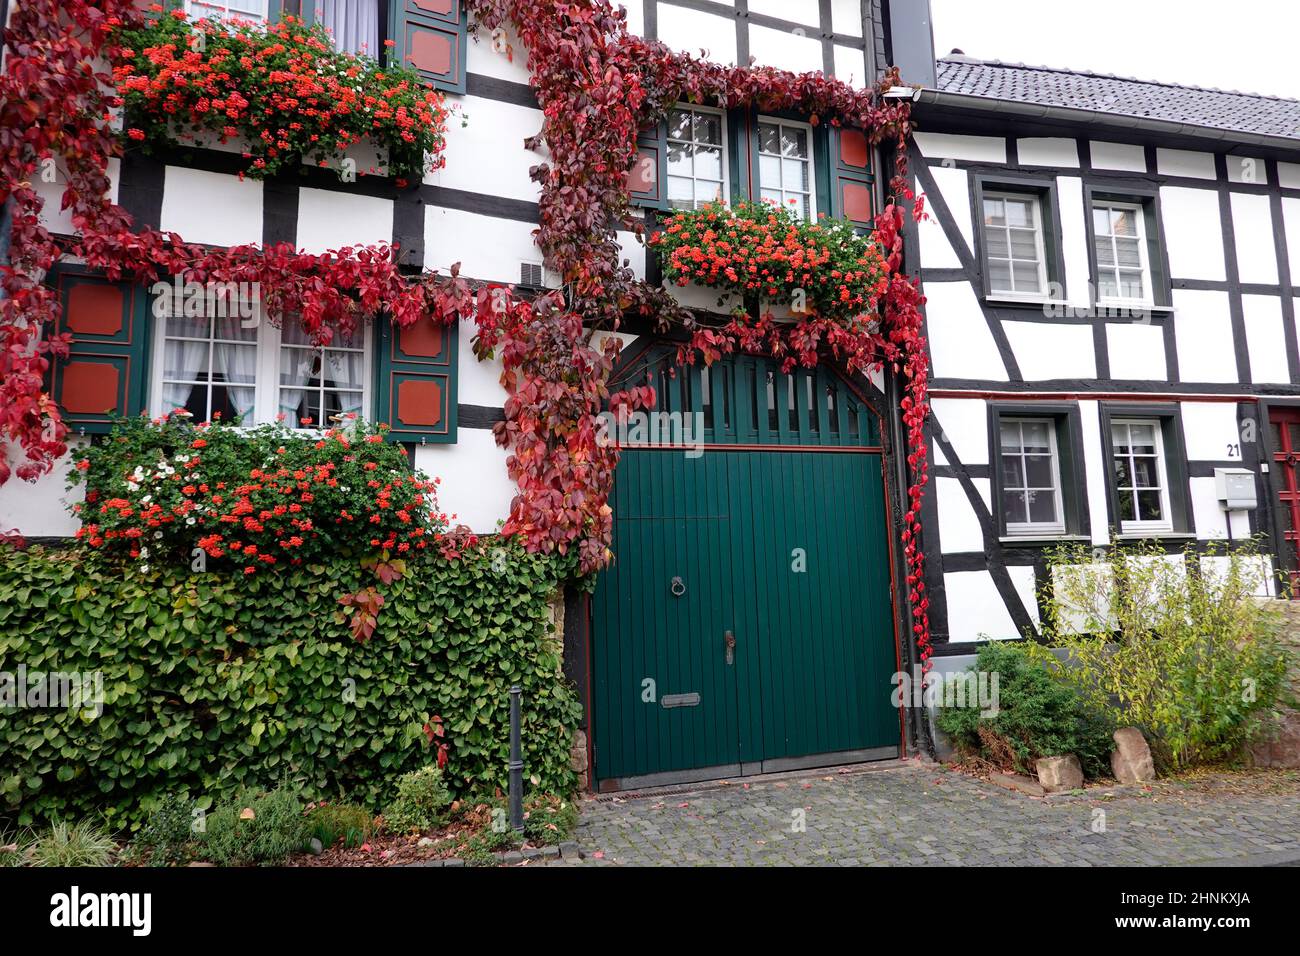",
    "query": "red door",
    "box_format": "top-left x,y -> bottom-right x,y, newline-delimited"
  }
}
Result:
1270,406 -> 1300,595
